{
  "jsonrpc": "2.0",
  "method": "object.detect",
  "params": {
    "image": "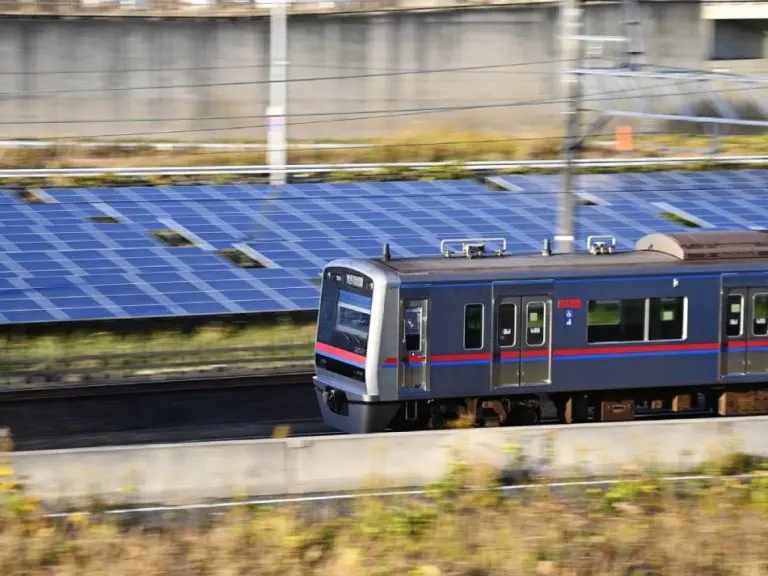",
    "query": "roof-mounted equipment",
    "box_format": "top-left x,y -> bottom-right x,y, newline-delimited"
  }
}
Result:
440,237 -> 507,259
635,230 -> 768,261
587,235 -> 616,256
